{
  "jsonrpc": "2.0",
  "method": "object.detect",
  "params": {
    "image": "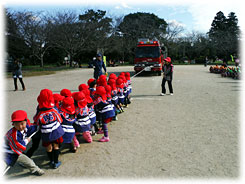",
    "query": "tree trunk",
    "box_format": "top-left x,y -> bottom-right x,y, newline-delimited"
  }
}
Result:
40,54 -> 44,67
69,54 -> 73,67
